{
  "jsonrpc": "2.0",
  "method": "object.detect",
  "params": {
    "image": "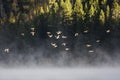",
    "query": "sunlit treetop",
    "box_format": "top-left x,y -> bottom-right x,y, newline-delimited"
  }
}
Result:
101,0 -> 107,5
73,0 -> 85,20
89,5 -> 95,18
99,9 -> 105,25
52,2 -> 59,13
